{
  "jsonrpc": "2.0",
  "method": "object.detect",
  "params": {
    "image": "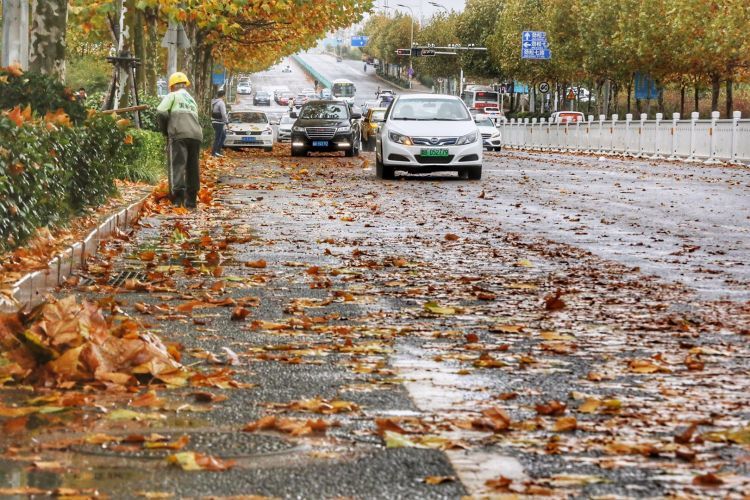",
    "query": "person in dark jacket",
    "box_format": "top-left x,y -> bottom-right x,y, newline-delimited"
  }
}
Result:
156,72 -> 203,208
211,90 -> 228,157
